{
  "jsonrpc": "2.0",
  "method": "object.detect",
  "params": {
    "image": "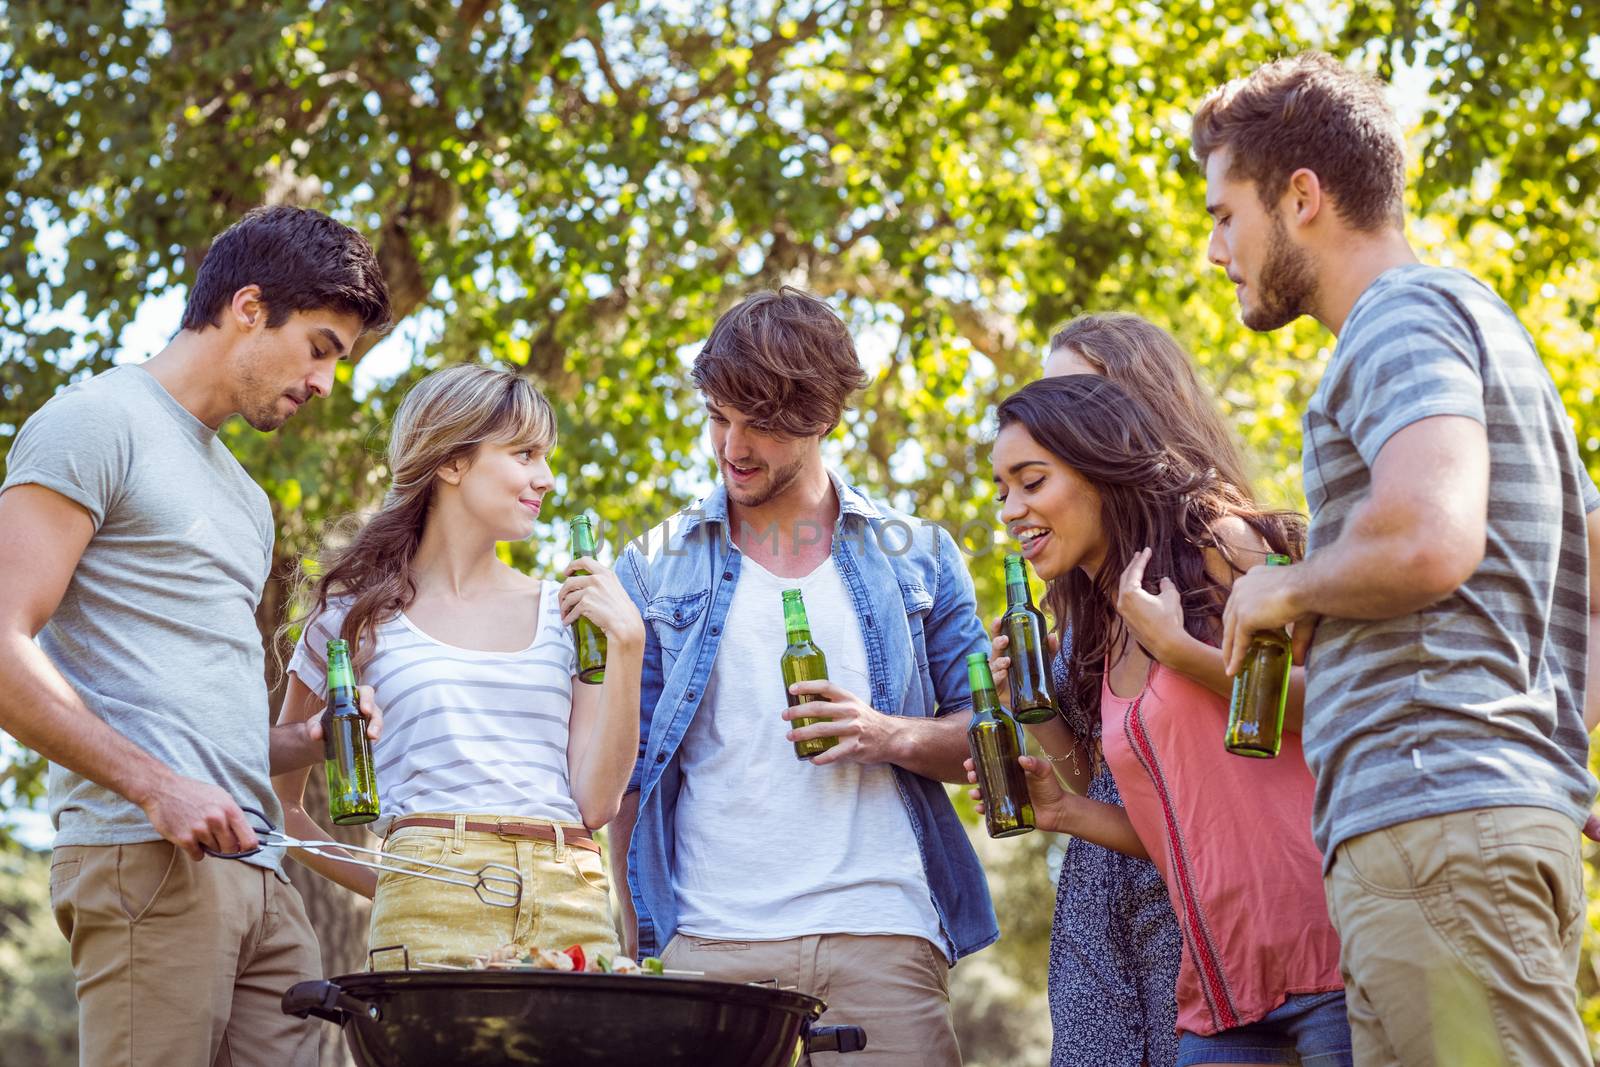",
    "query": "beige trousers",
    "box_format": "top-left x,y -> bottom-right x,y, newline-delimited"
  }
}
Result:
51,841 -> 321,1067
1323,806 -> 1589,1066
661,932 -> 960,1066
